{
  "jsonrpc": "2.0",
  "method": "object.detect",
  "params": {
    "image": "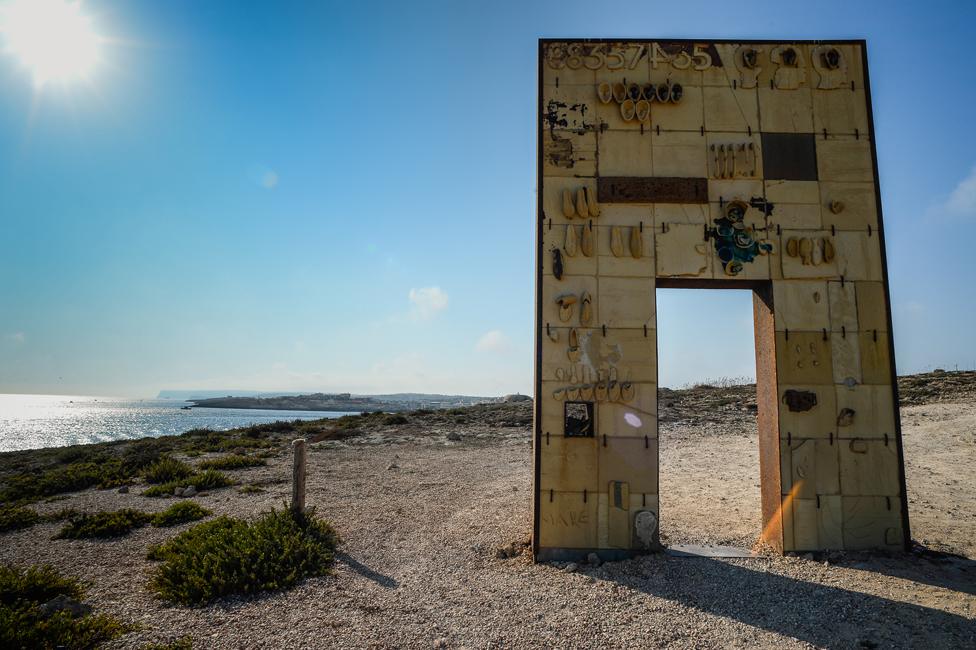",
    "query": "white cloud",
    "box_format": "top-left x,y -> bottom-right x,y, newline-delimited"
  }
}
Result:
5,332 -> 25,344
261,170 -> 279,189
928,166 -> 976,219
475,329 -> 510,353
408,286 -> 448,320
